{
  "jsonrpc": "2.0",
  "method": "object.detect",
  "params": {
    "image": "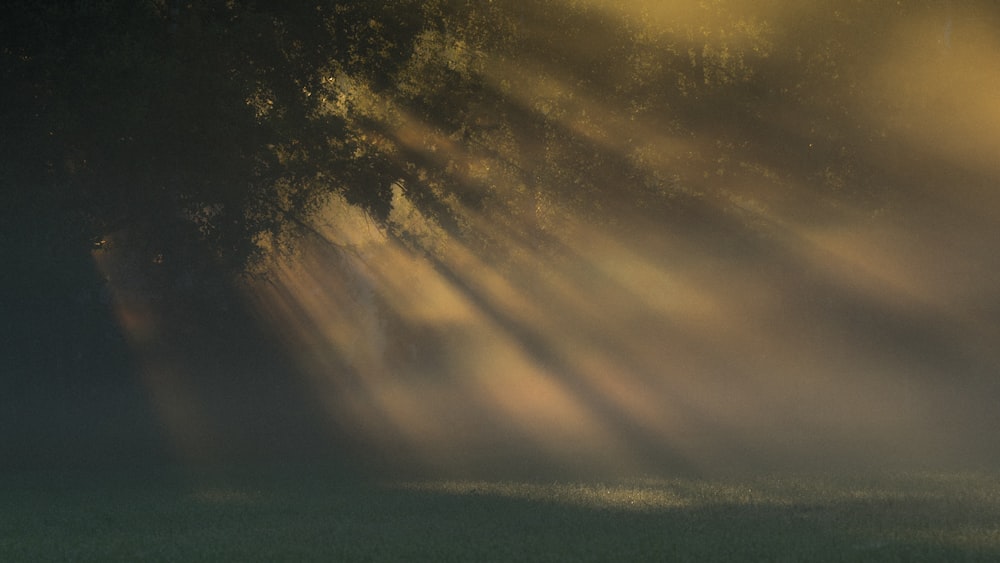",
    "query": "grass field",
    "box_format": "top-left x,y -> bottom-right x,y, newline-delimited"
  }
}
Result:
2,465 -> 999,561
